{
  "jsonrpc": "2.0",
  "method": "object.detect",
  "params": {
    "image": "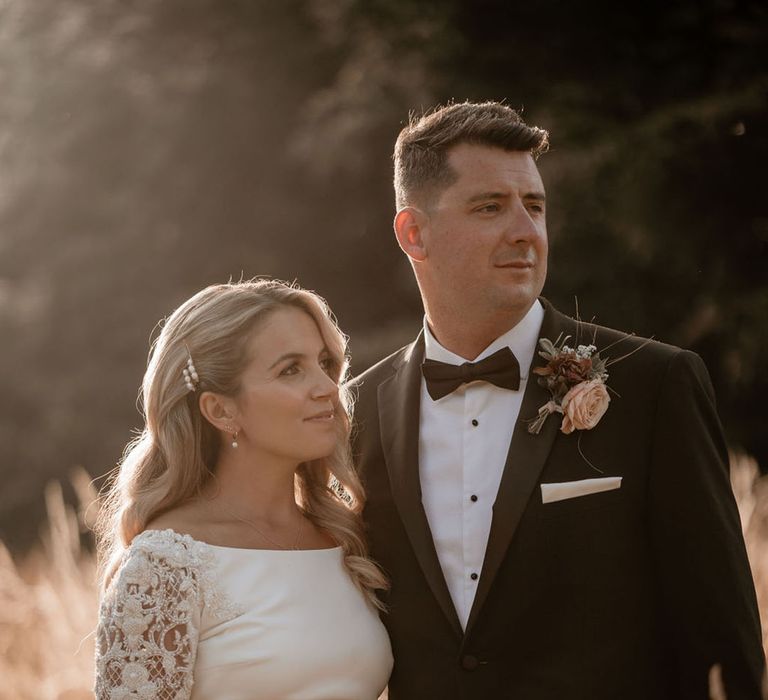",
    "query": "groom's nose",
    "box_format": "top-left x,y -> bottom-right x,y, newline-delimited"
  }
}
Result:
503,199 -> 542,245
